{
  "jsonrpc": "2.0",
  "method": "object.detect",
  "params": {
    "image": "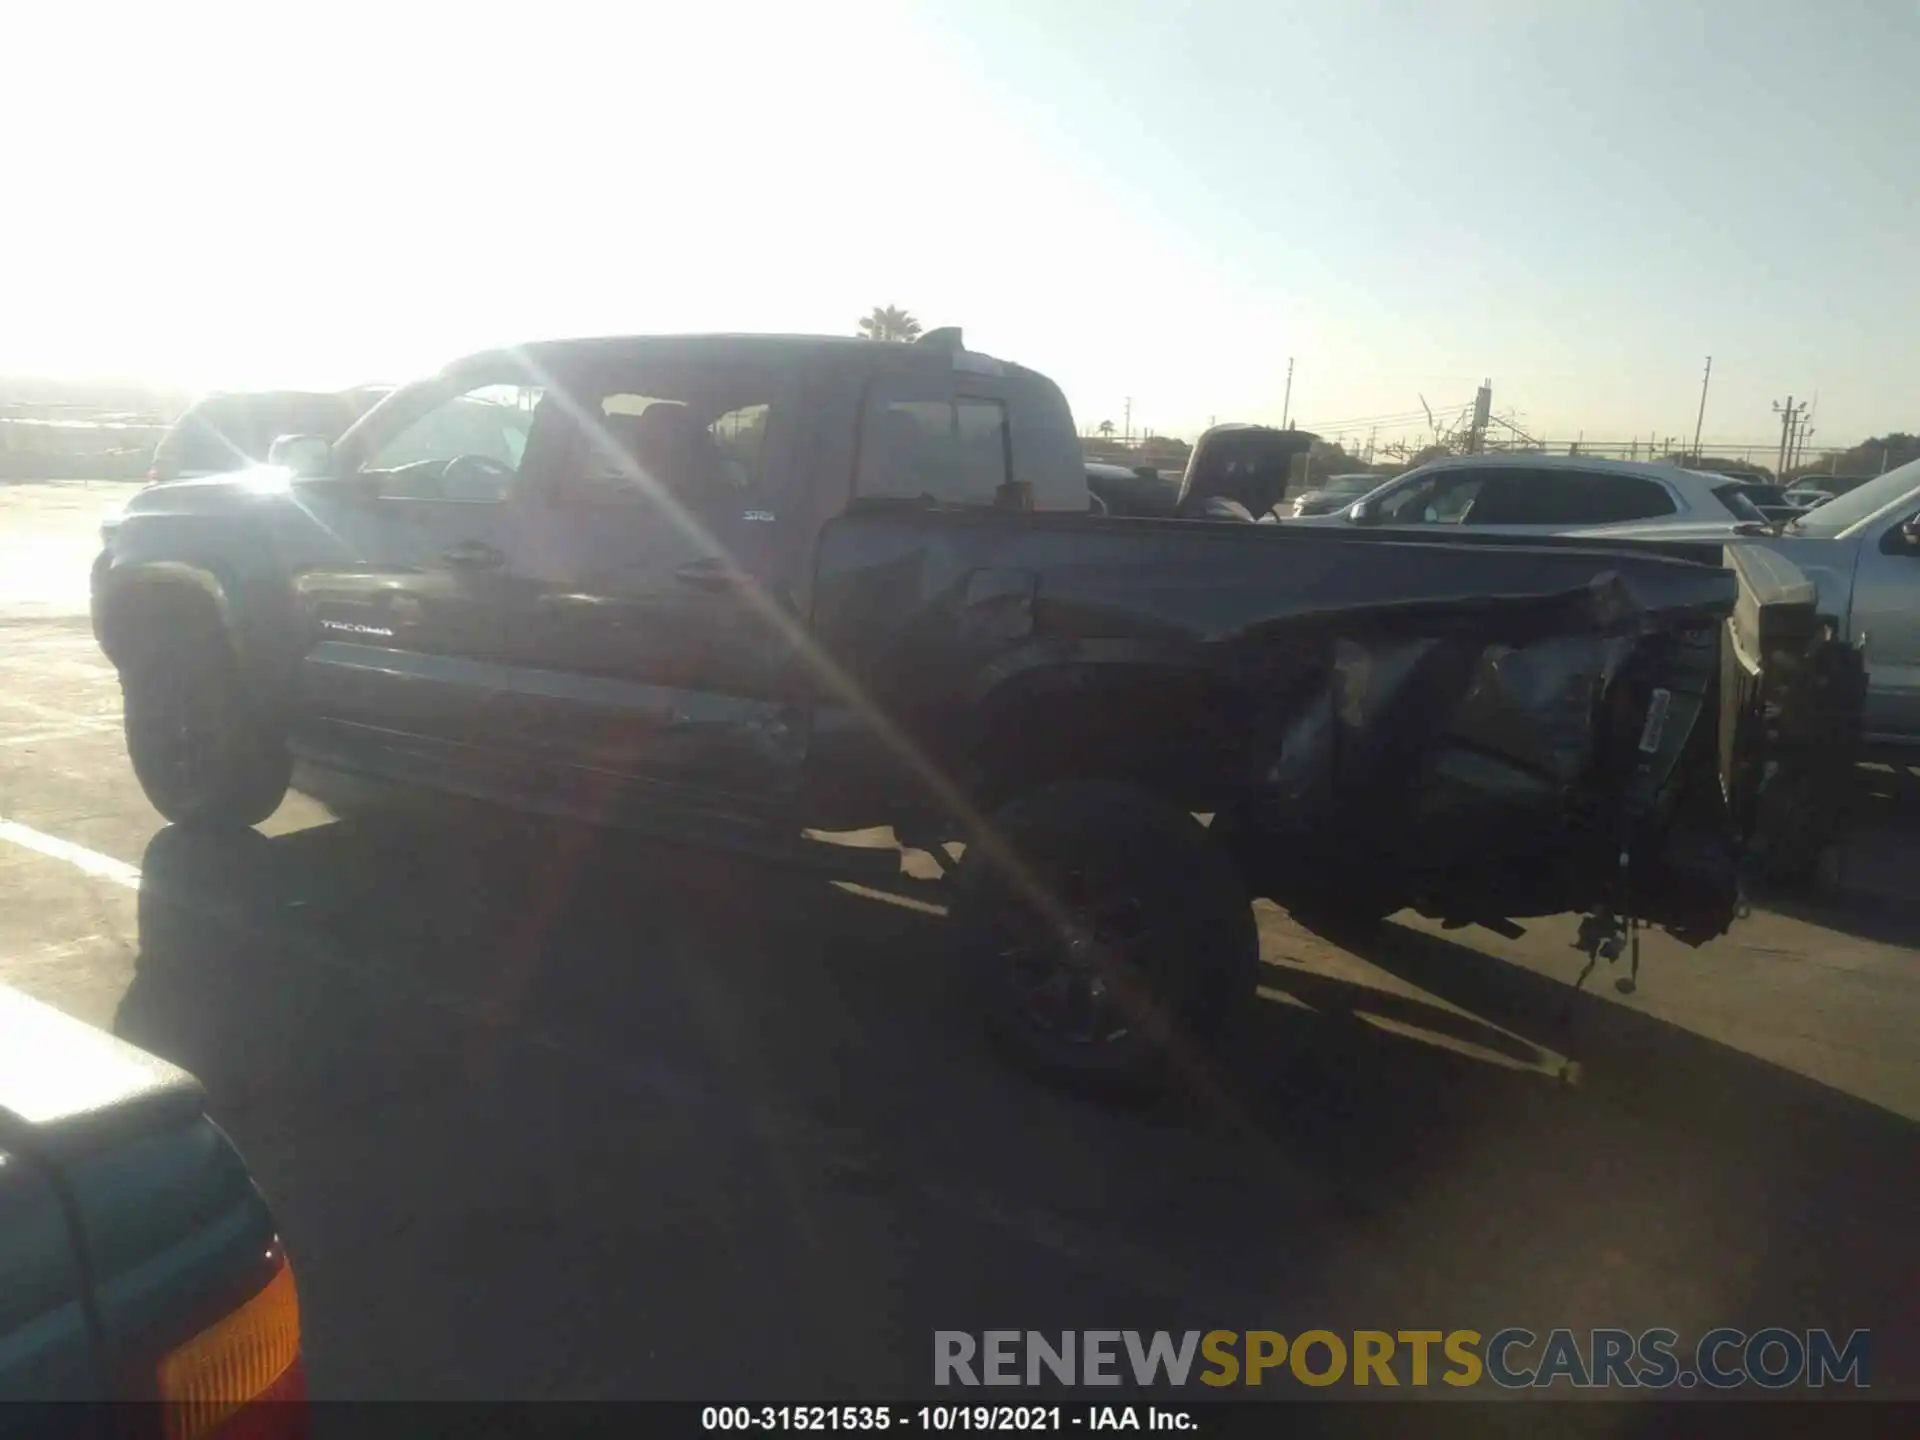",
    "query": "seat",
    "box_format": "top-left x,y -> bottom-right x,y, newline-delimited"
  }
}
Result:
629,403 -> 723,507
